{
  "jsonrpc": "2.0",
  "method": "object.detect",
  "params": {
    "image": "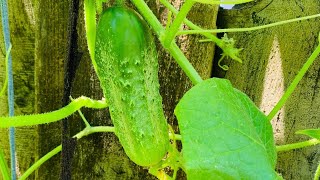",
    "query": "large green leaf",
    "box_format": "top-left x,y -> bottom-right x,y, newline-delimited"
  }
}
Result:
175,78 -> 279,180
233,89 -> 277,167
